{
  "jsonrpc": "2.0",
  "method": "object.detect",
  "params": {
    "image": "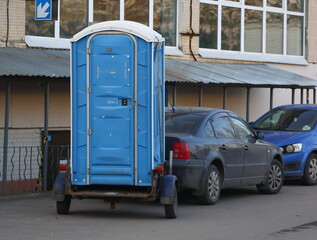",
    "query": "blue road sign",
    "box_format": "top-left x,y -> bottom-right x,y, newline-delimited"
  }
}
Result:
35,0 -> 52,20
